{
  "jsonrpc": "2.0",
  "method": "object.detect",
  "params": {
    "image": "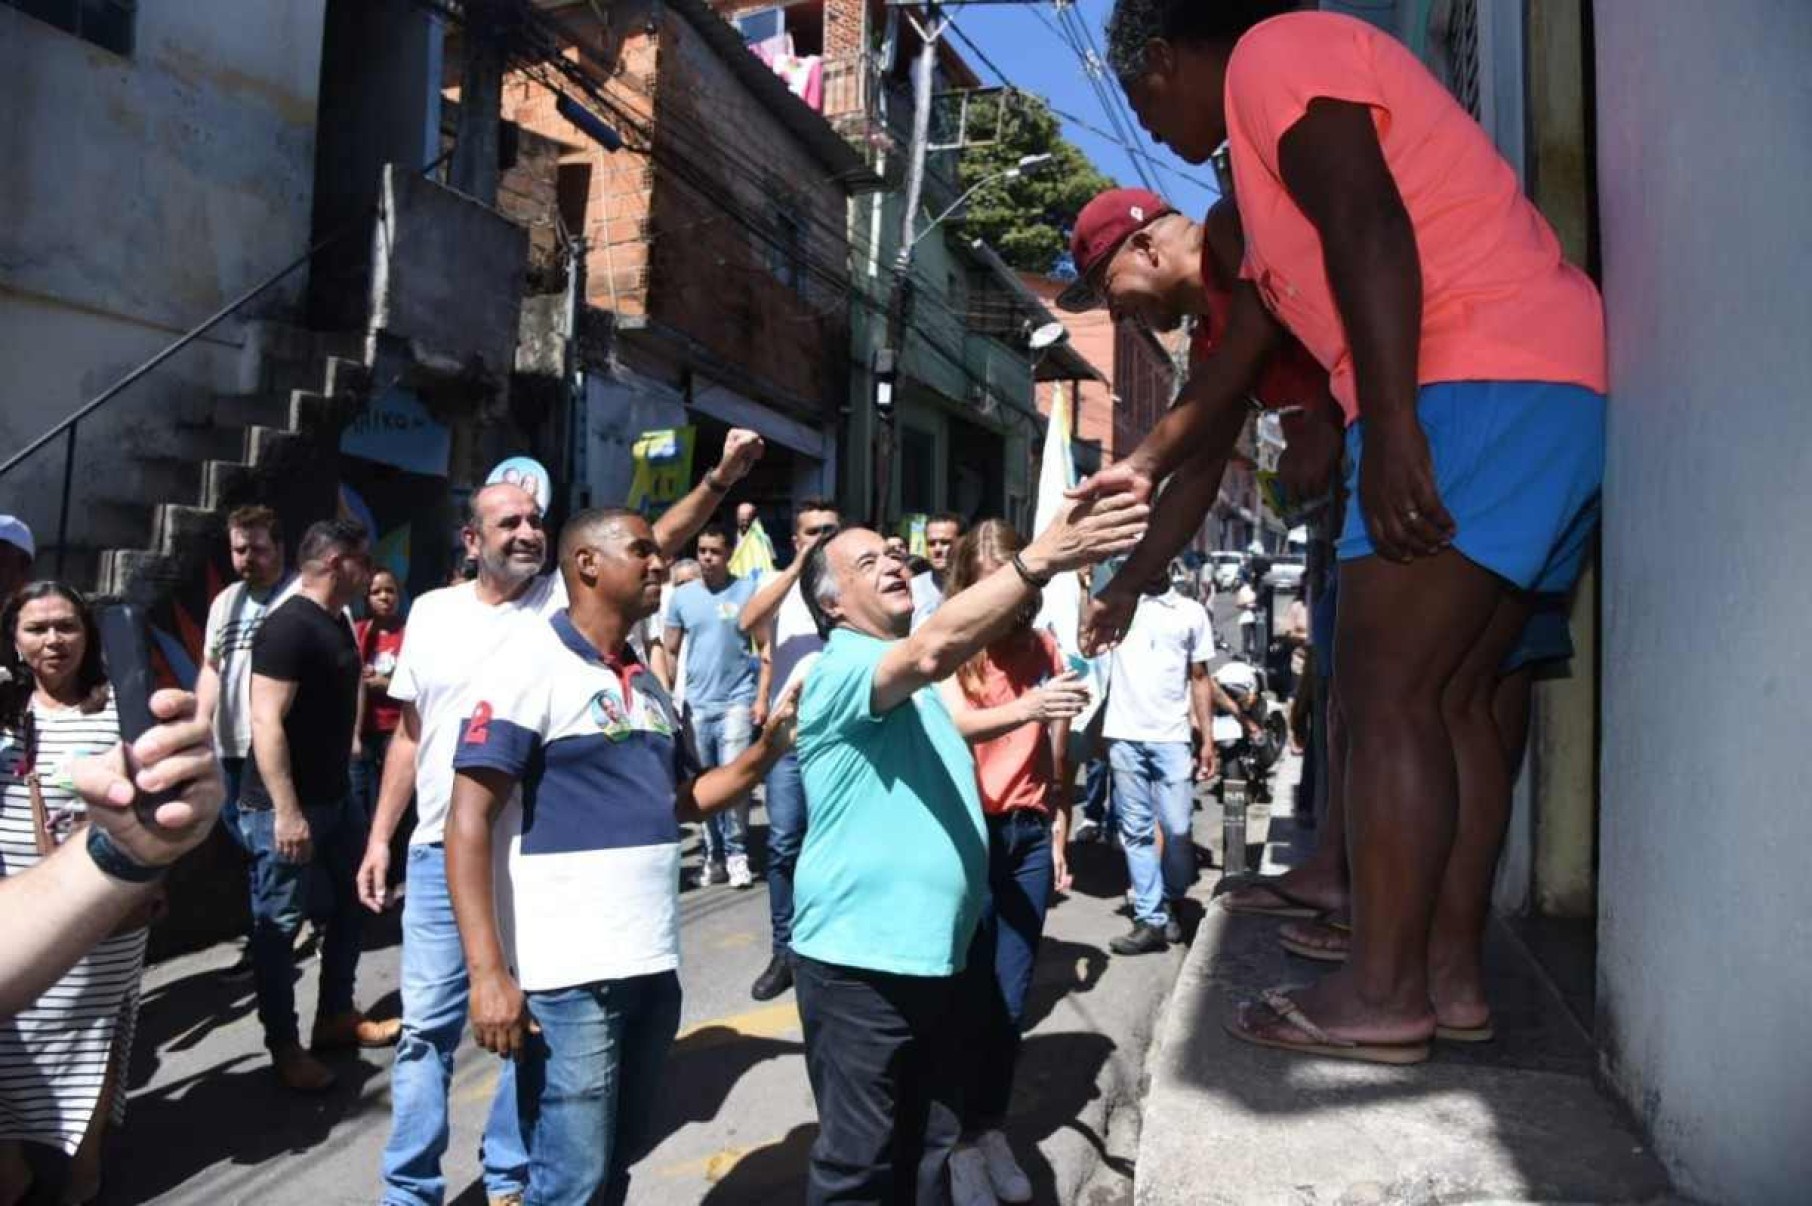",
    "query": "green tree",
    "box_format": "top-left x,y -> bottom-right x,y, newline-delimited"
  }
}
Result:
952,93 -> 1116,275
